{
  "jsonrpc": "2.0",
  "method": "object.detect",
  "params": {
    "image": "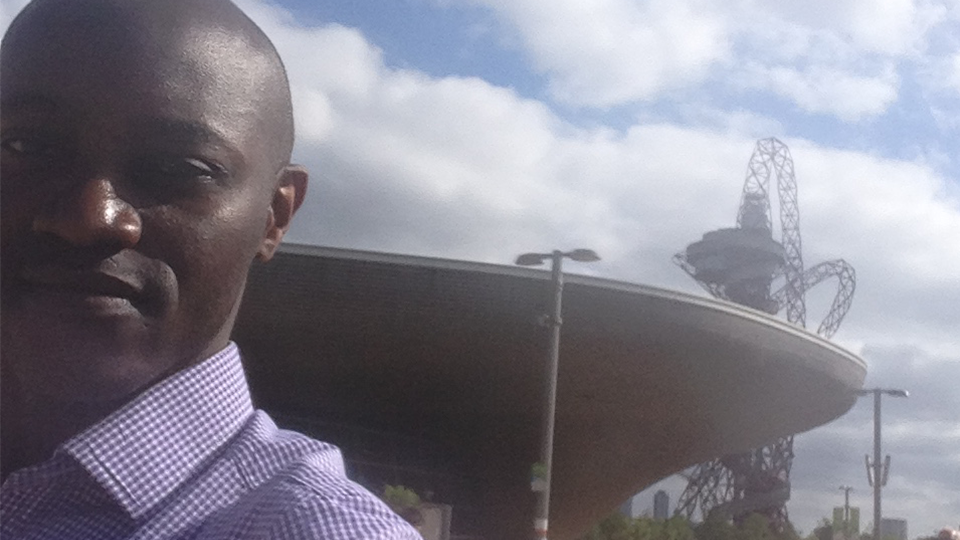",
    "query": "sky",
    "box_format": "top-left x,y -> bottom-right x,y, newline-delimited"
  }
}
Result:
2,0 -> 958,535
